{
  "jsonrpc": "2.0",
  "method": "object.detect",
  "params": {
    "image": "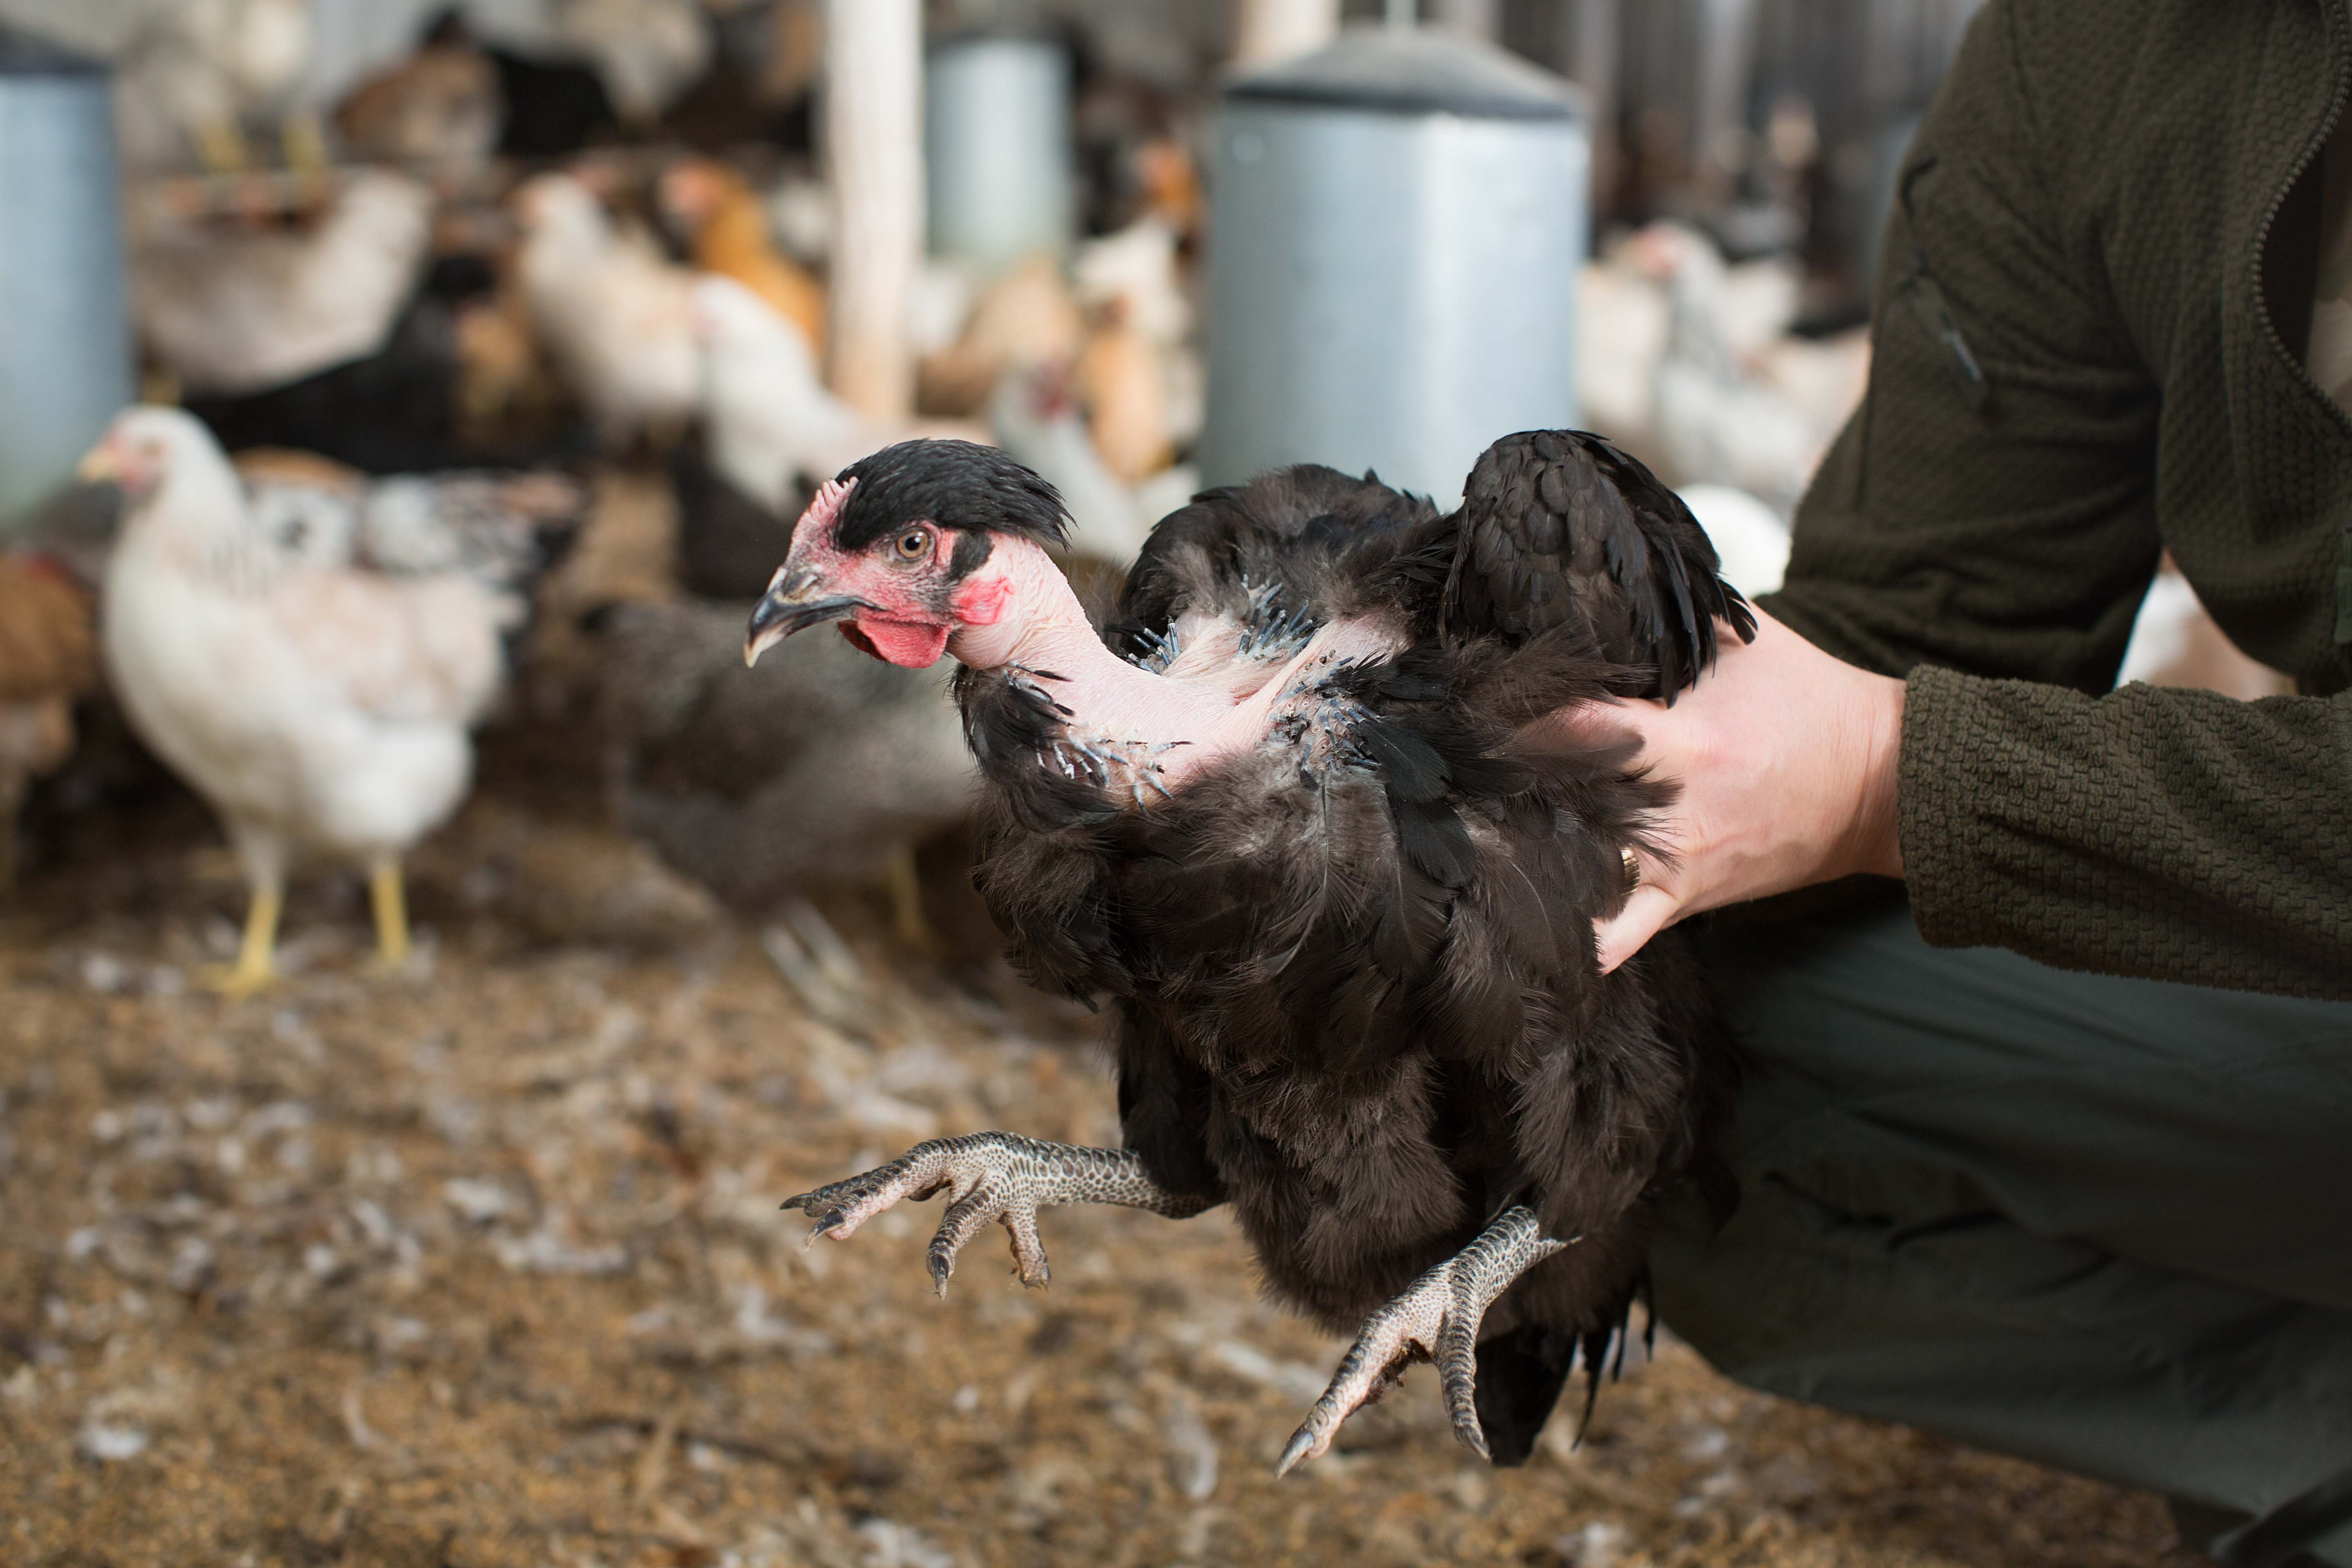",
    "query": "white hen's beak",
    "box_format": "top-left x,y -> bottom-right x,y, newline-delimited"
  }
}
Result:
74,437 -> 120,483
